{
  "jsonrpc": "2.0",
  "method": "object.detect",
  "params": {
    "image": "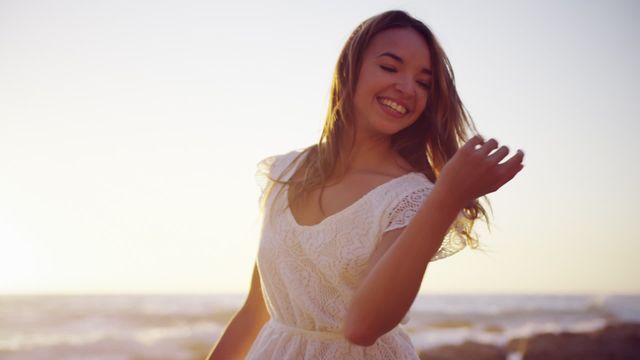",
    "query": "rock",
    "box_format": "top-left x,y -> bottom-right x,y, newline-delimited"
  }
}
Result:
520,322 -> 640,360
417,322 -> 640,360
506,336 -> 528,355
418,341 -> 507,360
522,332 -> 601,360
595,323 -> 640,360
